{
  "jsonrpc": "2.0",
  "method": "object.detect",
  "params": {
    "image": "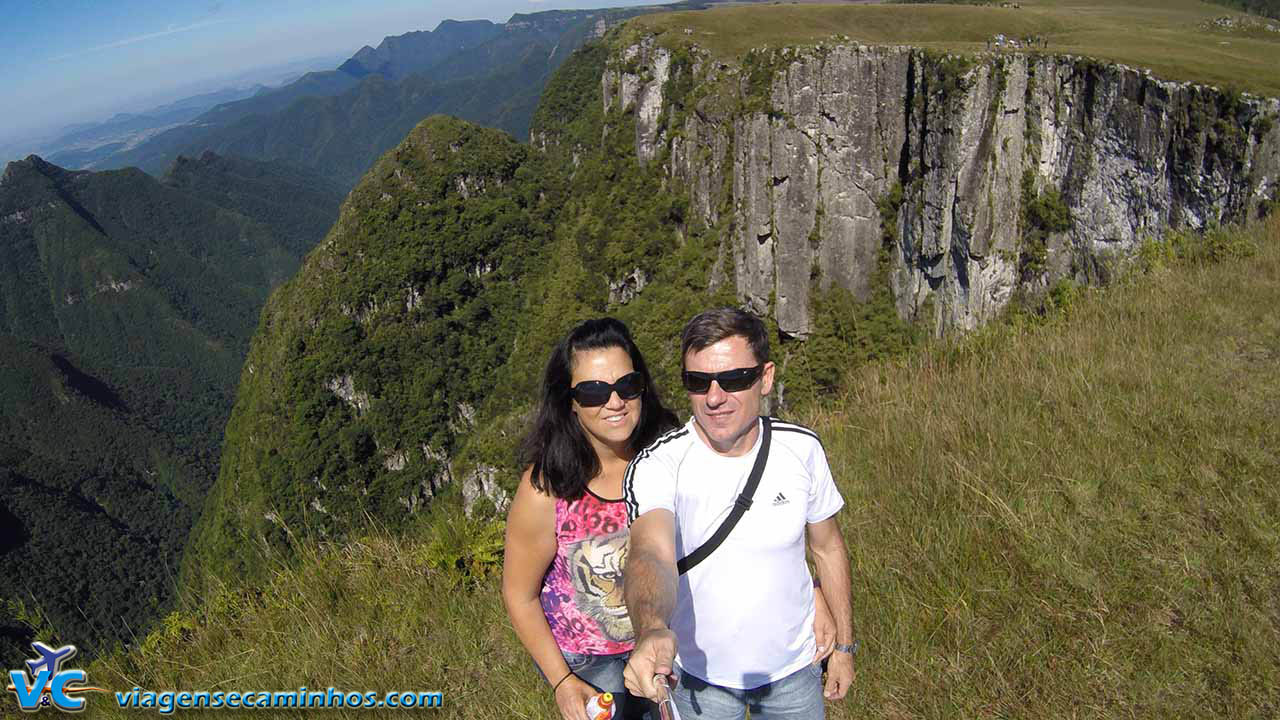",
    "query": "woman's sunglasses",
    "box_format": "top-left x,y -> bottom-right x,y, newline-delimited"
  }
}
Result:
571,371 -> 645,407
681,364 -> 763,394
